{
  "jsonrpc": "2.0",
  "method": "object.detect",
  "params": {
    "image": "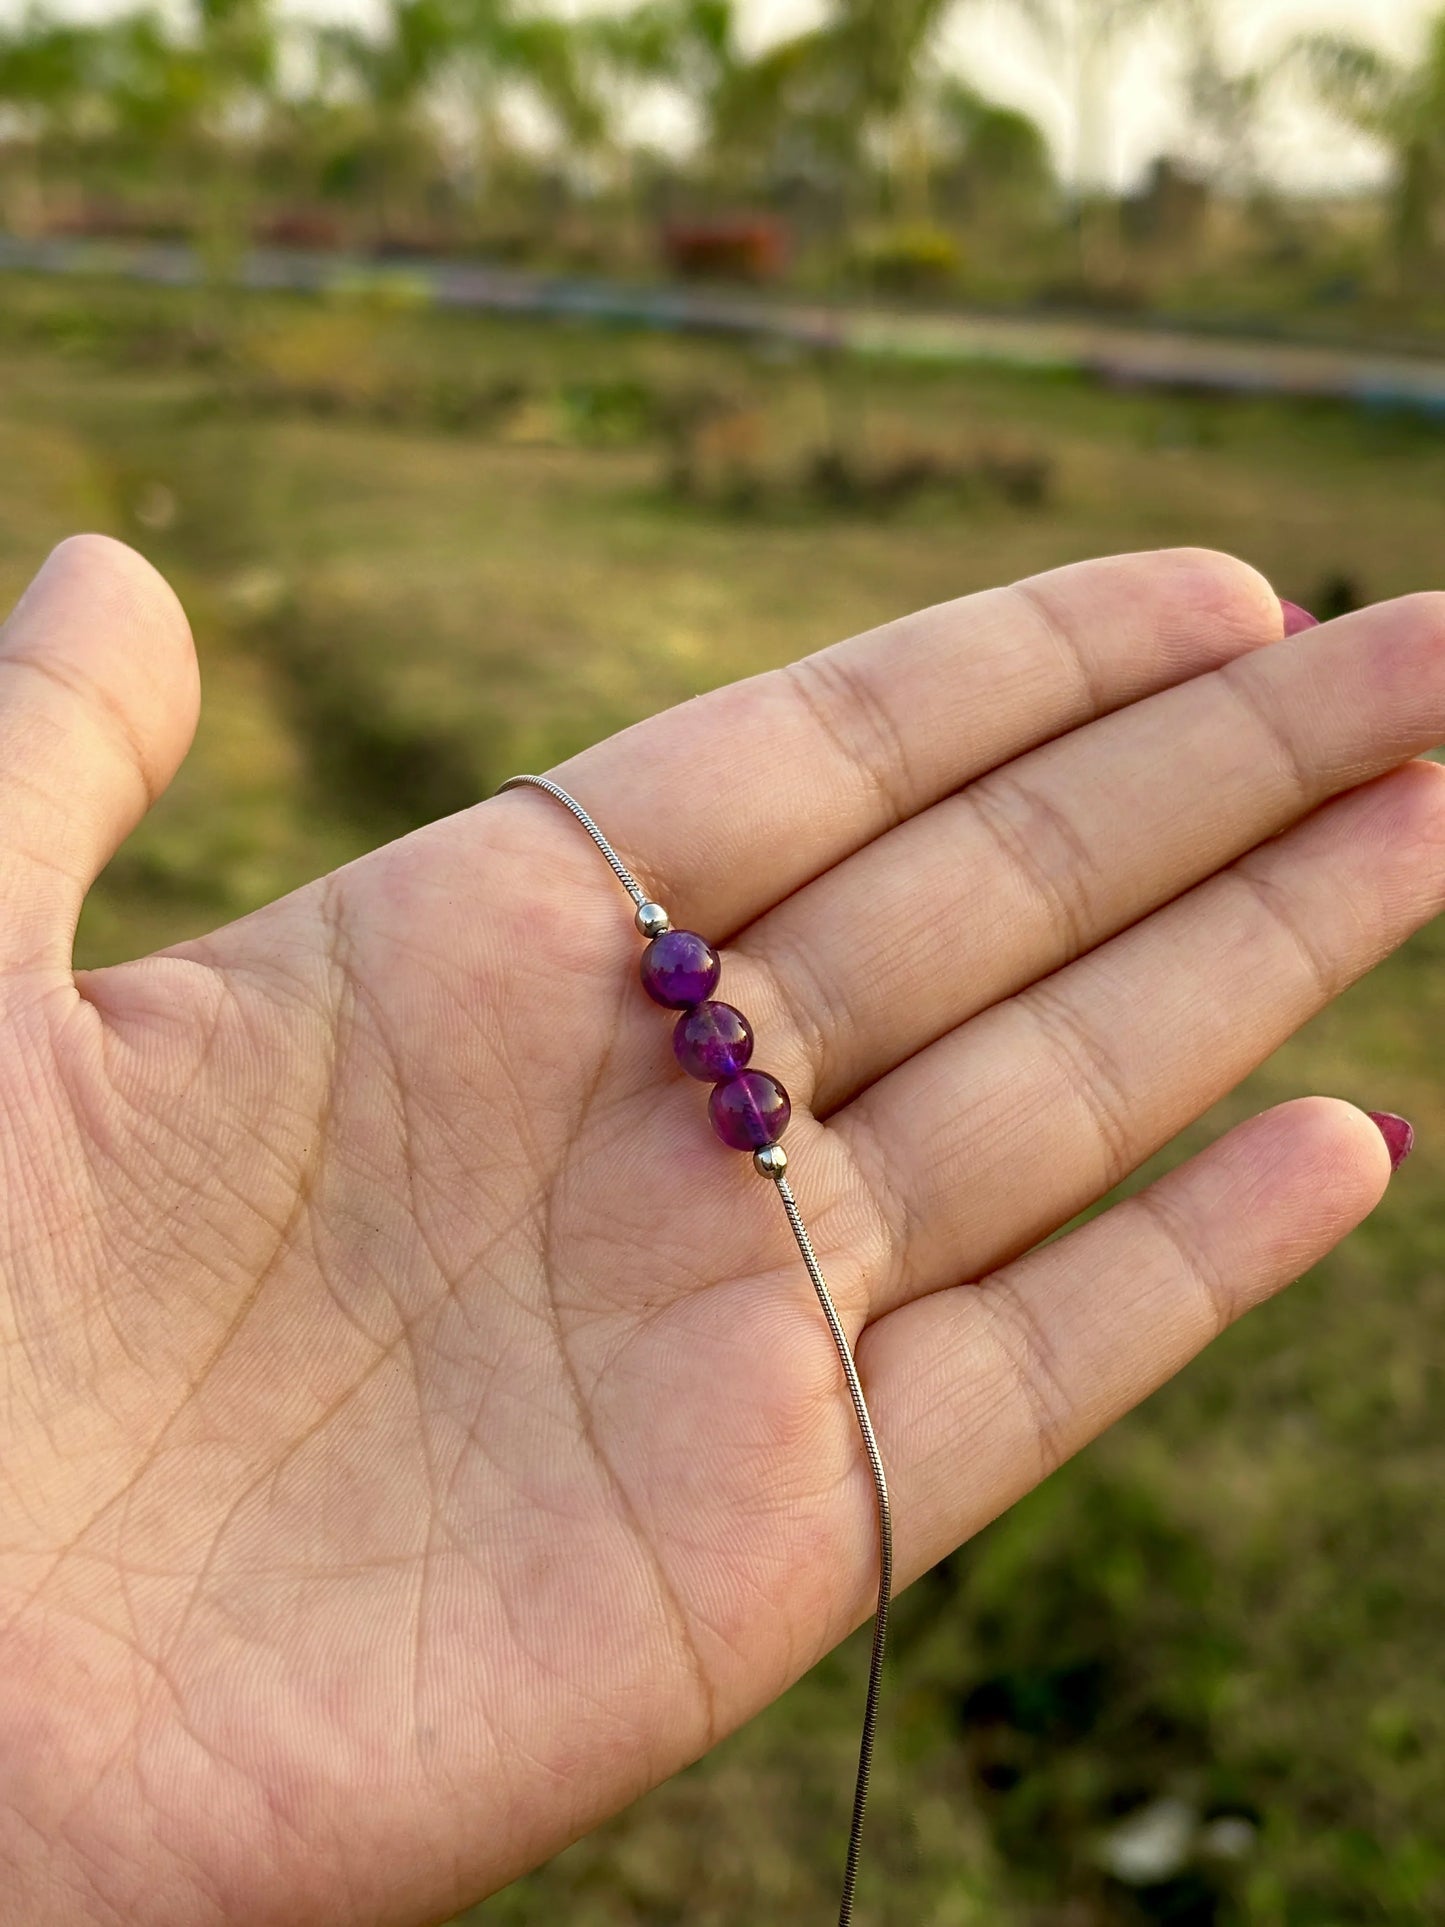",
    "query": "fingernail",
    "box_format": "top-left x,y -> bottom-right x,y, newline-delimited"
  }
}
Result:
1280,599 -> 1320,637
1367,1111 -> 1415,1171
